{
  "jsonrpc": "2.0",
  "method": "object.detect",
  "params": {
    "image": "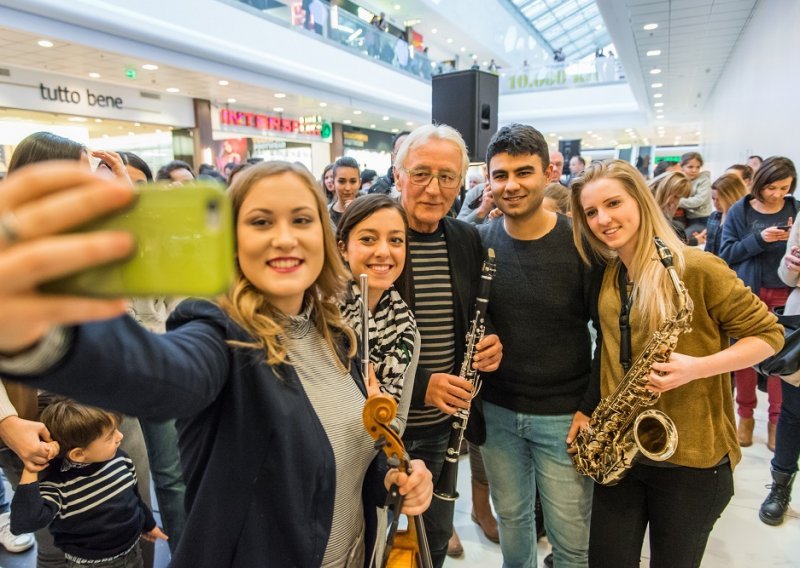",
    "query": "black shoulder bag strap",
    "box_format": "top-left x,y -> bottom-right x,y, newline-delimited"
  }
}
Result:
618,264 -> 633,374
